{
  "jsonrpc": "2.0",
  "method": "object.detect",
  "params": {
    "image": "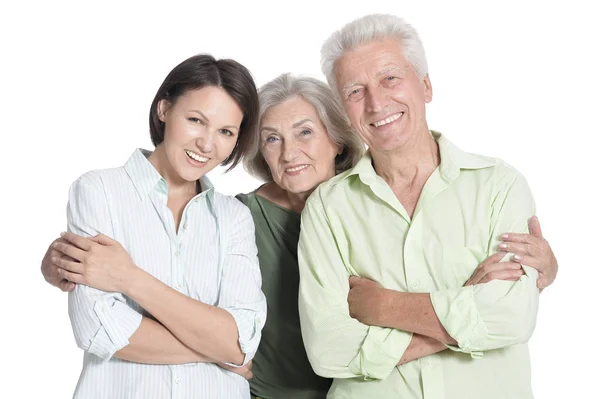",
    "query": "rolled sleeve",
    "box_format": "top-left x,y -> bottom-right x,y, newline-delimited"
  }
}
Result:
347,326 -> 412,379
71,291 -> 143,360
431,273 -> 538,355
66,172 -> 142,360
298,192 -> 412,379
430,166 -> 540,354
218,203 -> 267,367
